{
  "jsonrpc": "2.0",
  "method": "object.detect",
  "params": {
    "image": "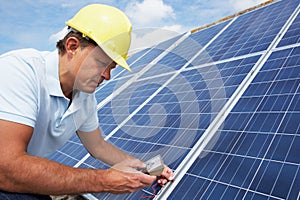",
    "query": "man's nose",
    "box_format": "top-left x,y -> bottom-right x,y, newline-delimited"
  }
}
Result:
101,68 -> 111,80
